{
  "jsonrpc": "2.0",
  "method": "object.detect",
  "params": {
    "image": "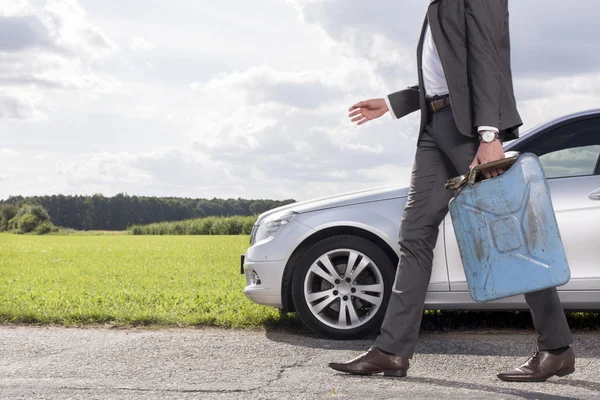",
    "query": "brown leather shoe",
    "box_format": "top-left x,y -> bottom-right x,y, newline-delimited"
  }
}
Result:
497,348 -> 575,382
328,346 -> 409,377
